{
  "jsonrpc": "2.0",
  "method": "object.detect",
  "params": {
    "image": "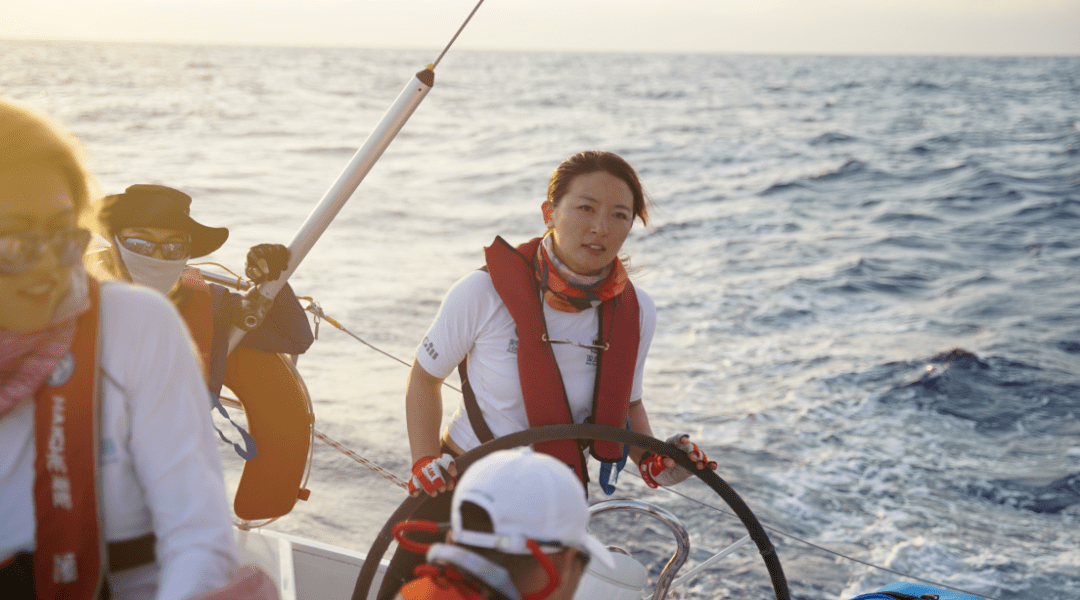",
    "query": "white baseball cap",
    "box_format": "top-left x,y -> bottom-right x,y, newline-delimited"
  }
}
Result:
450,448 -> 617,570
